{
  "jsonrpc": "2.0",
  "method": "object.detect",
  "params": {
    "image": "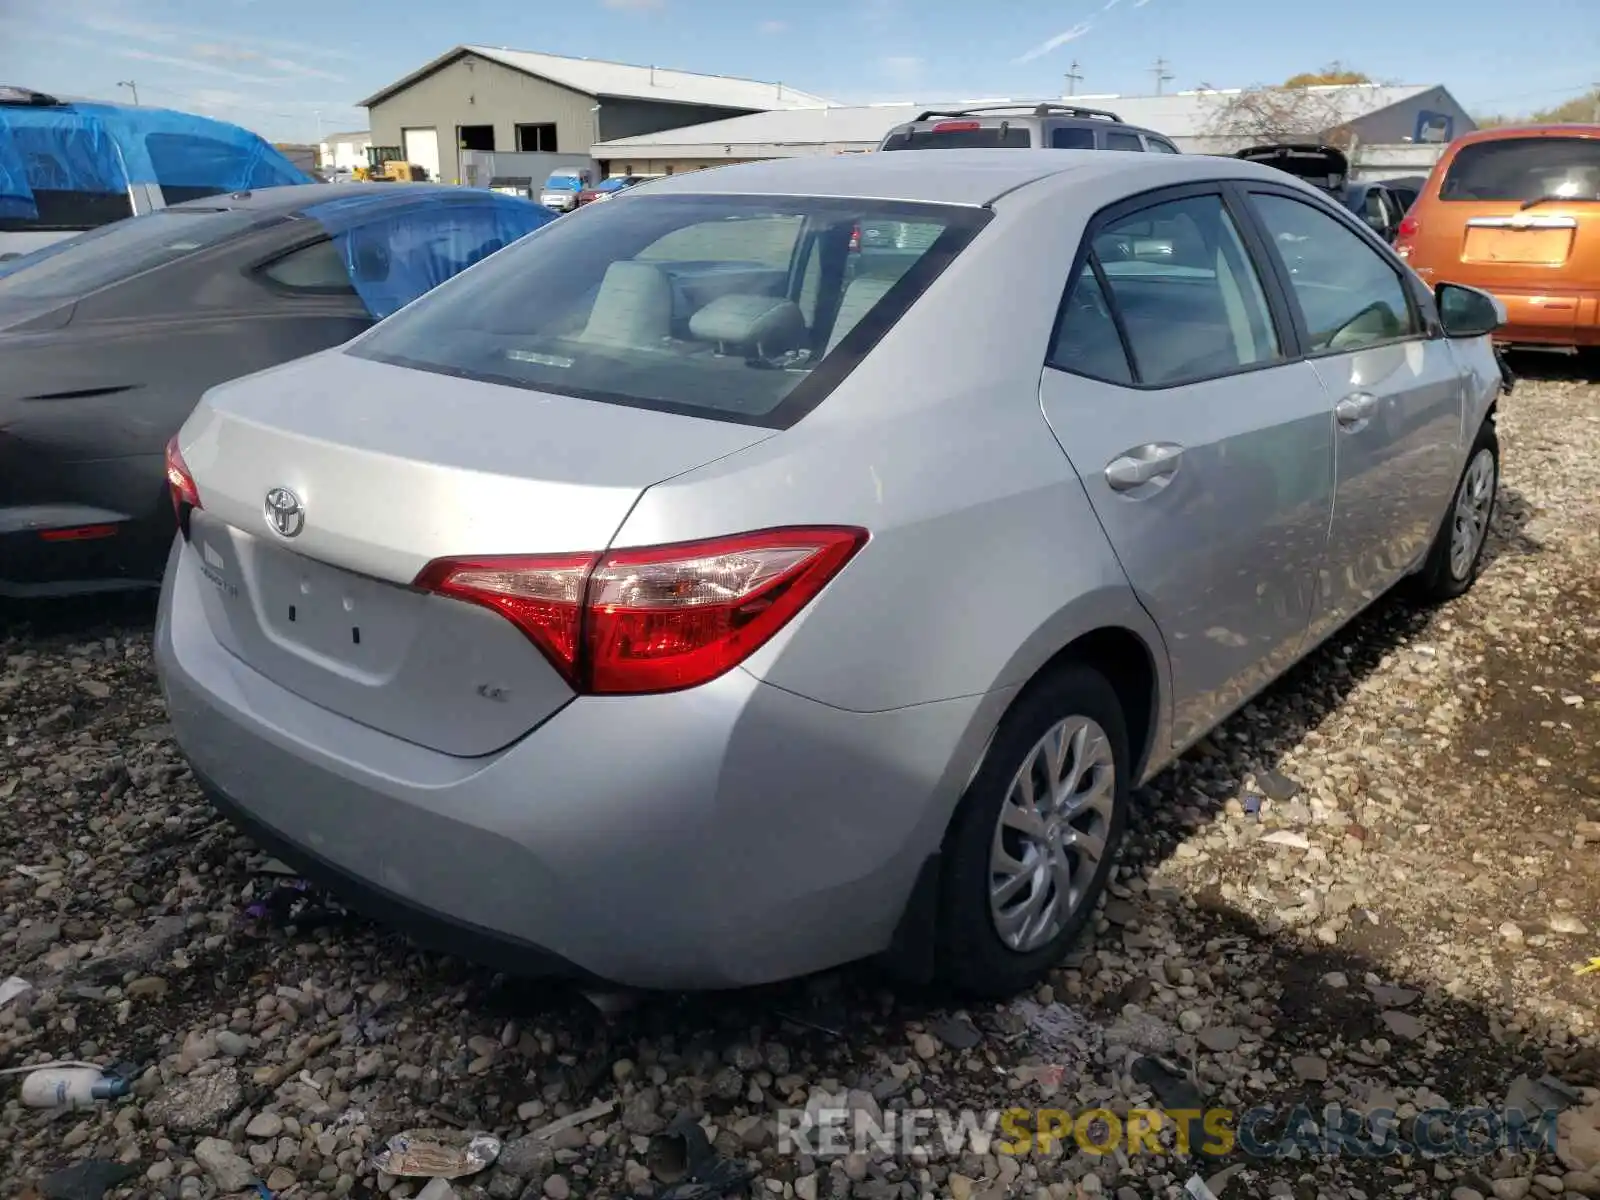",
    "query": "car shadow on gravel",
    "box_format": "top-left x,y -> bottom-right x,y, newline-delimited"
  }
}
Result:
0,590 -> 157,643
